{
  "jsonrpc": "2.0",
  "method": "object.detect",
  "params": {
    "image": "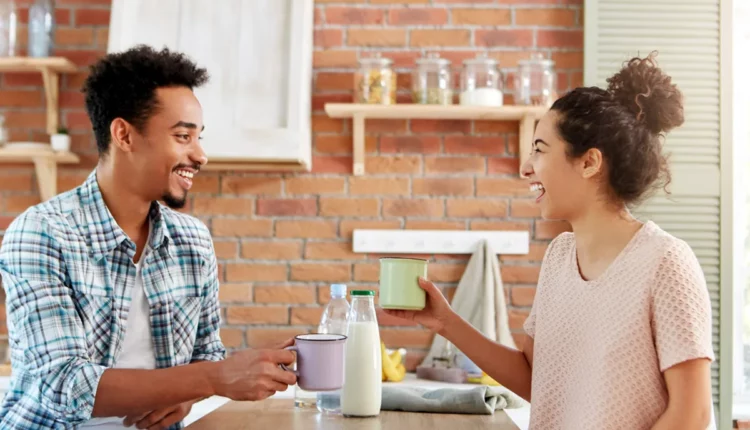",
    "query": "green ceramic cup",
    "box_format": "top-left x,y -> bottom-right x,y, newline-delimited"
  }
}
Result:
379,257 -> 428,310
